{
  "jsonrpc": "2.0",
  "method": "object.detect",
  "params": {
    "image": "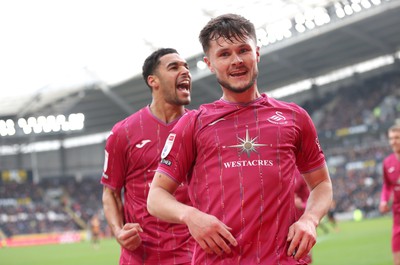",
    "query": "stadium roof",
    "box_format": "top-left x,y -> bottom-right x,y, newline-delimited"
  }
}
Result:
1,0 -> 400,145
